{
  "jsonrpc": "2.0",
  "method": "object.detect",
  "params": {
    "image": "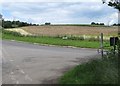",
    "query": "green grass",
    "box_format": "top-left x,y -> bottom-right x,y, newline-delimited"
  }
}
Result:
59,53 -> 118,84
2,30 -> 110,49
